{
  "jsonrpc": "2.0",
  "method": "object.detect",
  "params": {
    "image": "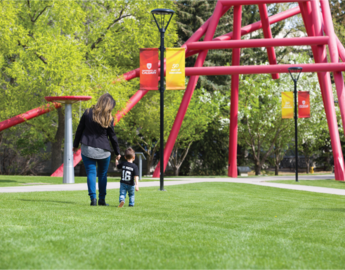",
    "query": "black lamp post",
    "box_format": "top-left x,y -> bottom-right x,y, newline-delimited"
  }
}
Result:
151,8 -> 174,191
288,67 -> 303,182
